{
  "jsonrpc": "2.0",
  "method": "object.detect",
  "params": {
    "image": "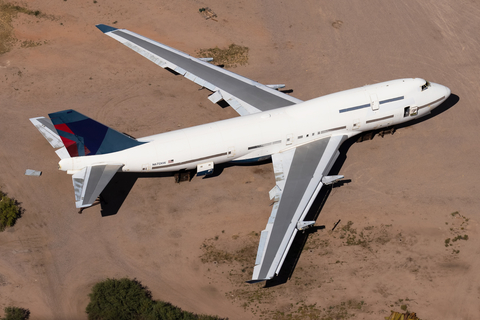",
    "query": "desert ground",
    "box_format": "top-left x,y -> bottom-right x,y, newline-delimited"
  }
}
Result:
1,0 -> 480,319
